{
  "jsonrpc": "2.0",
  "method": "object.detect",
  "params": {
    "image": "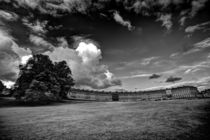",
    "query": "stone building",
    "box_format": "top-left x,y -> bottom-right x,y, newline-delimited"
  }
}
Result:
68,86 -> 200,101
68,89 -> 112,101
168,86 -> 199,99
